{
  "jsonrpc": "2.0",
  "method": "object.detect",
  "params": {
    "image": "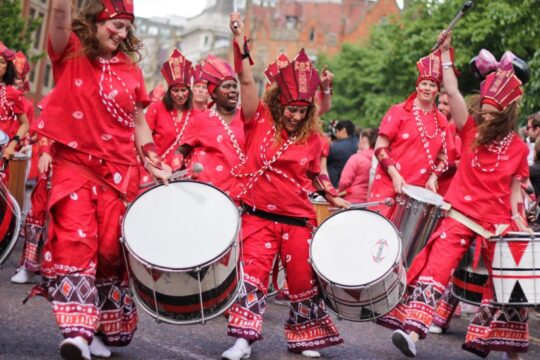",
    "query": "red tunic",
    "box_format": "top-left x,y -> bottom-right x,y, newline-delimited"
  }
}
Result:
369,93 -> 454,205
0,85 -> 24,138
33,32 -> 149,166
181,107 -> 245,195
444,116 -> 529,223
339,148 -> 374,203
233,103 -> 324,219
